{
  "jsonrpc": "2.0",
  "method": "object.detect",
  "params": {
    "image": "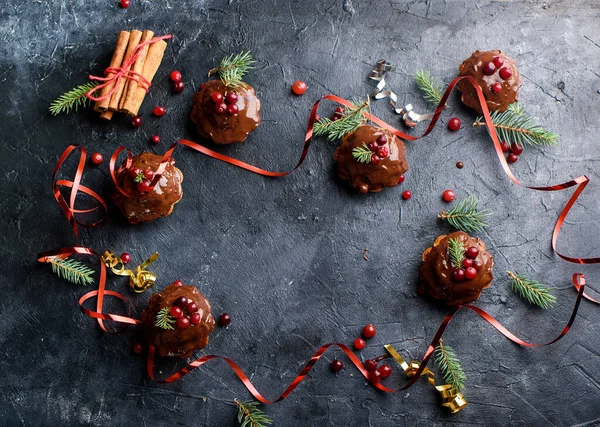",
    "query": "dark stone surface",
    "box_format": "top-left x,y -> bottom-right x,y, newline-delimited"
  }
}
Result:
1,0 -> 599,426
